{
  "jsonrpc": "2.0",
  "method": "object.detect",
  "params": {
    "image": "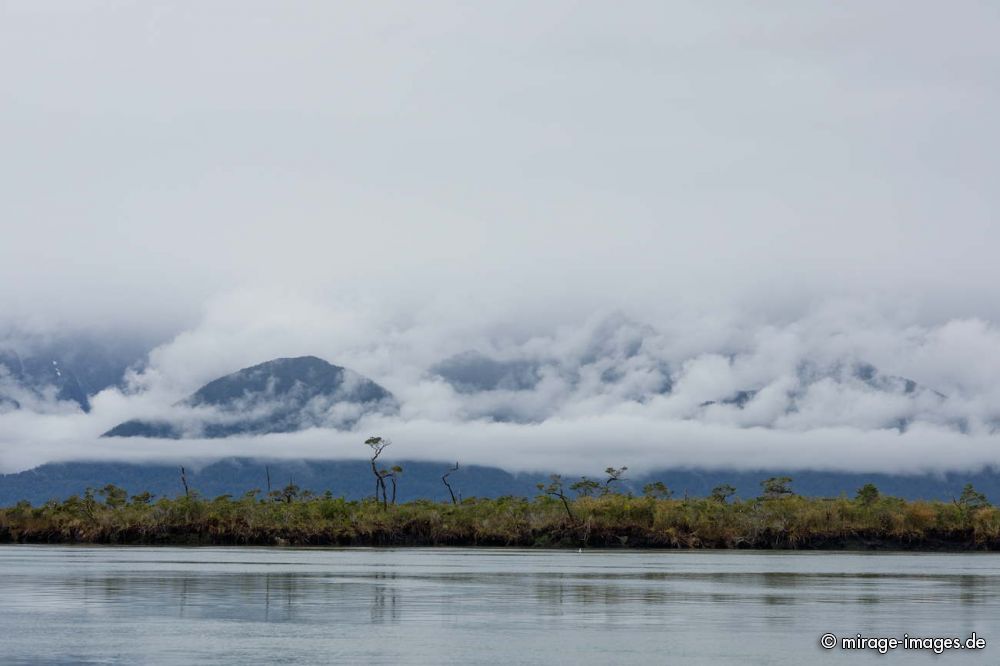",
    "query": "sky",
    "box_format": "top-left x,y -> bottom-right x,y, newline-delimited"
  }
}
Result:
1,1 -> 999,474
